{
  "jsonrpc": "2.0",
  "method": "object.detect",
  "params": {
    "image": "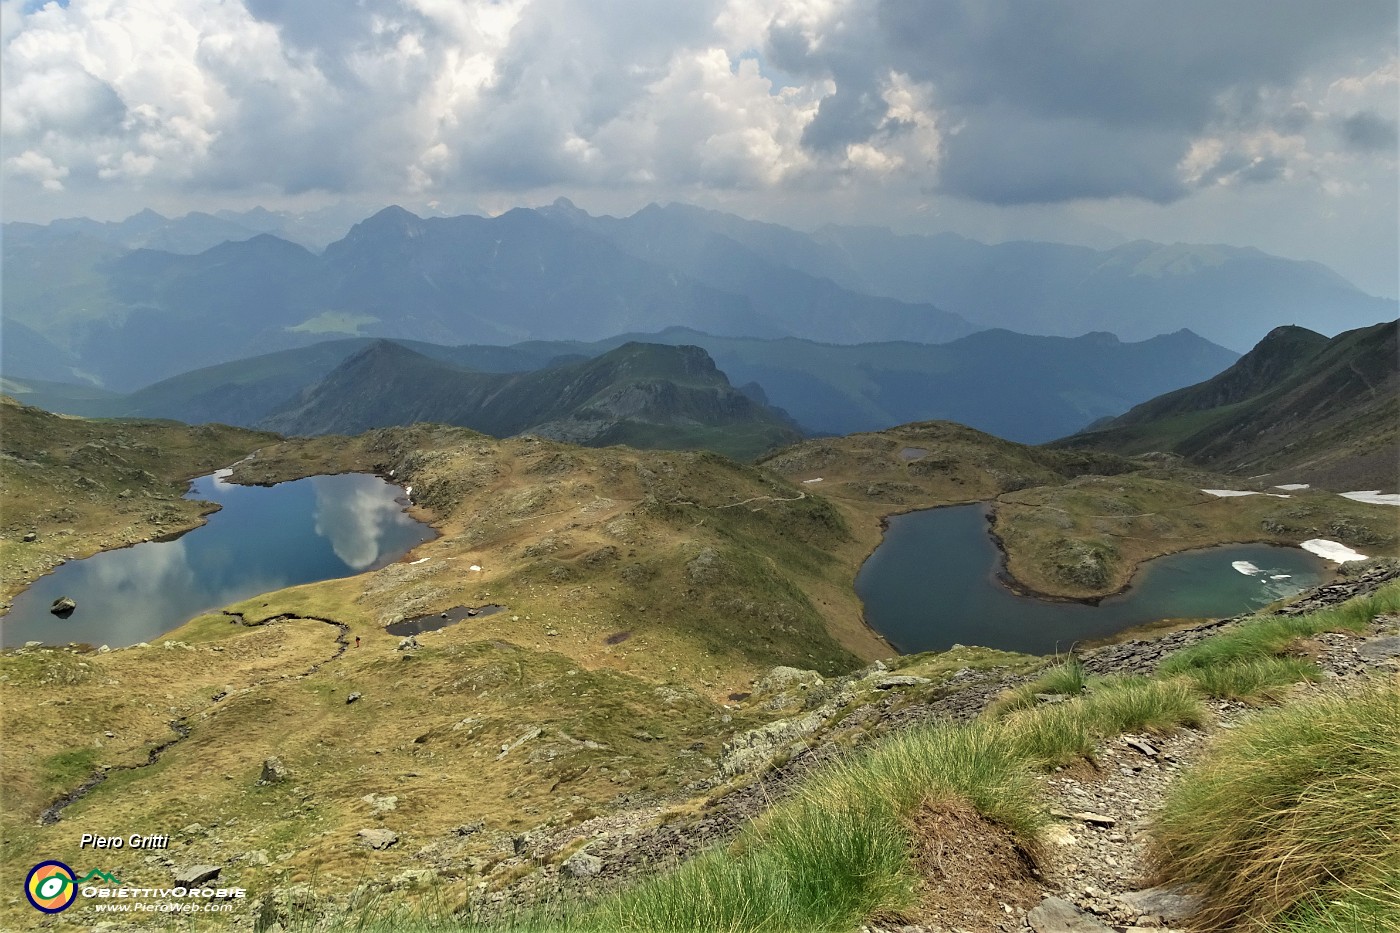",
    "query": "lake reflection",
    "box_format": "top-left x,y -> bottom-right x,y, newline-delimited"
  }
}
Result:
2,472 -> 434,648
